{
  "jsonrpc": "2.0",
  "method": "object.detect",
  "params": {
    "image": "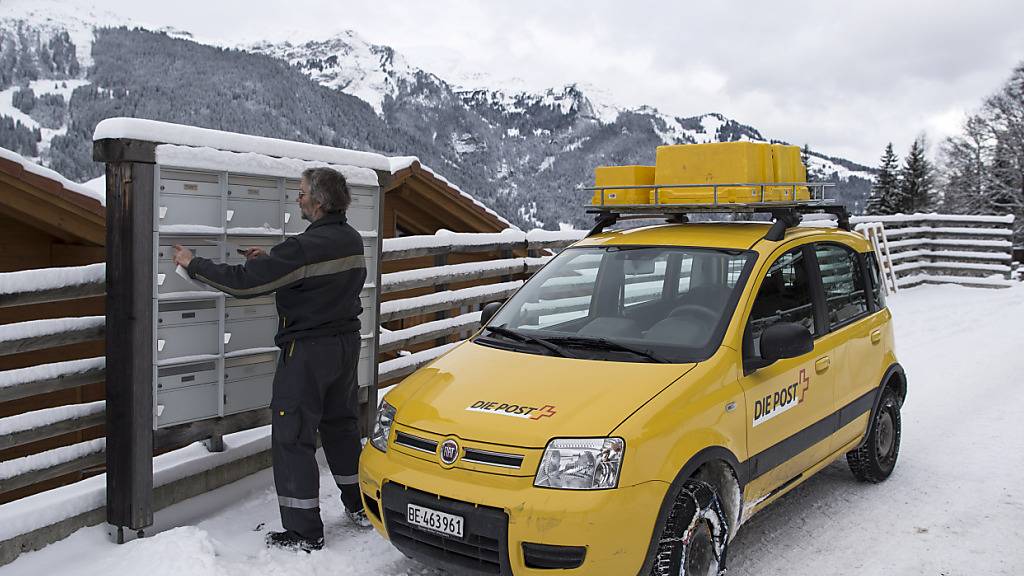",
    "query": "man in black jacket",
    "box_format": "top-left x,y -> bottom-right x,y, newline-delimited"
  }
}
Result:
173,167 -> 370,552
